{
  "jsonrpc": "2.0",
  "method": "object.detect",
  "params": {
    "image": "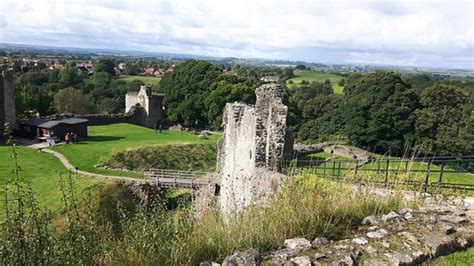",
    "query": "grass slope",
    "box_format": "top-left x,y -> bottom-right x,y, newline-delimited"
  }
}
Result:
297,152 -> 474,189
427,247 -> 474,265
100,143 -> 217,171
287,70 -> 345,94
51,123 -> 219,177
0,145 -> 107,217
115,75 -> 161,87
